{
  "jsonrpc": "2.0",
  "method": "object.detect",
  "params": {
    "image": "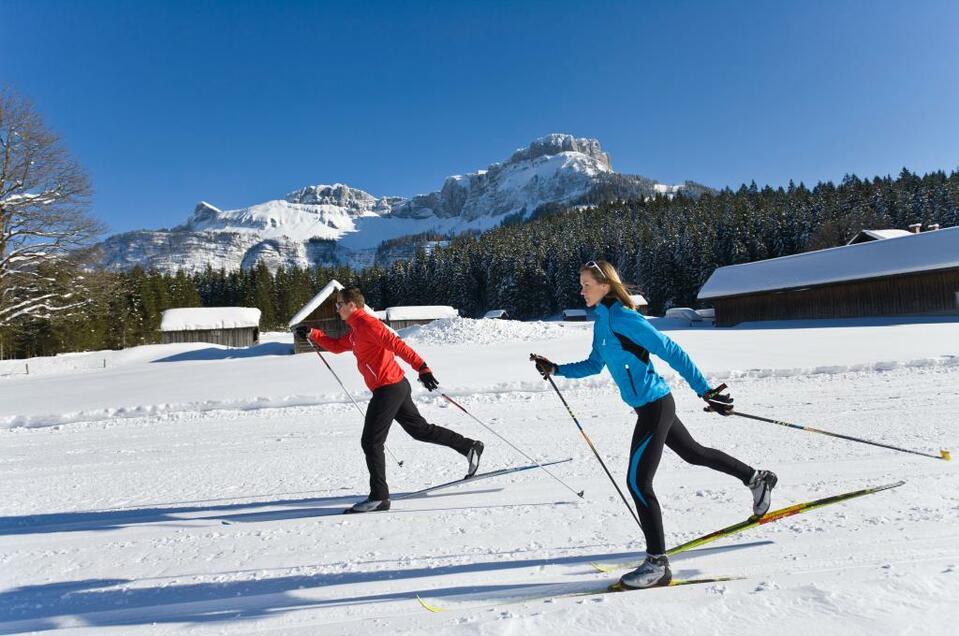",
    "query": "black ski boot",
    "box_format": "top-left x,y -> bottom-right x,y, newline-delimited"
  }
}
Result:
747,470 -> 778,517
465,441 -> 484,478
344,497 -> 391,514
